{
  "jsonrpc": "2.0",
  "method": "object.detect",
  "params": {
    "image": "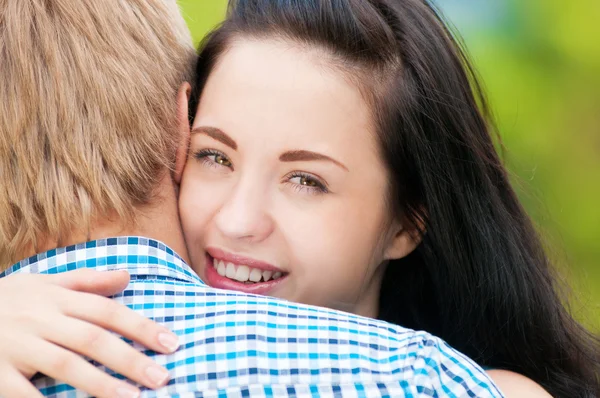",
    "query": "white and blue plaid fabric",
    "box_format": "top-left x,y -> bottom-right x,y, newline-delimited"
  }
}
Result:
1,237 -> 503,397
